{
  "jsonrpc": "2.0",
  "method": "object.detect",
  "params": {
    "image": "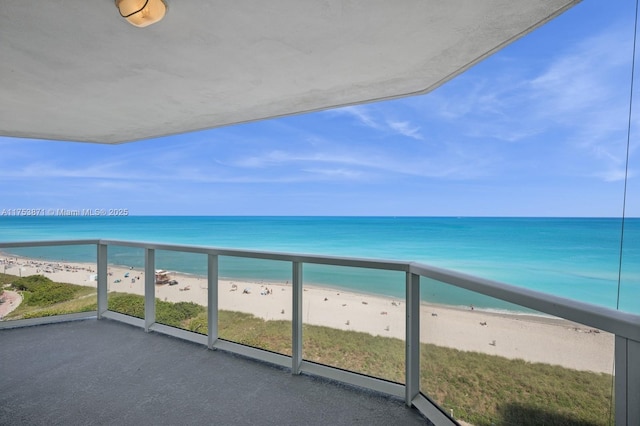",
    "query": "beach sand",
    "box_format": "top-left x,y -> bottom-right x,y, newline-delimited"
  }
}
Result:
1,255 -> 614,374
